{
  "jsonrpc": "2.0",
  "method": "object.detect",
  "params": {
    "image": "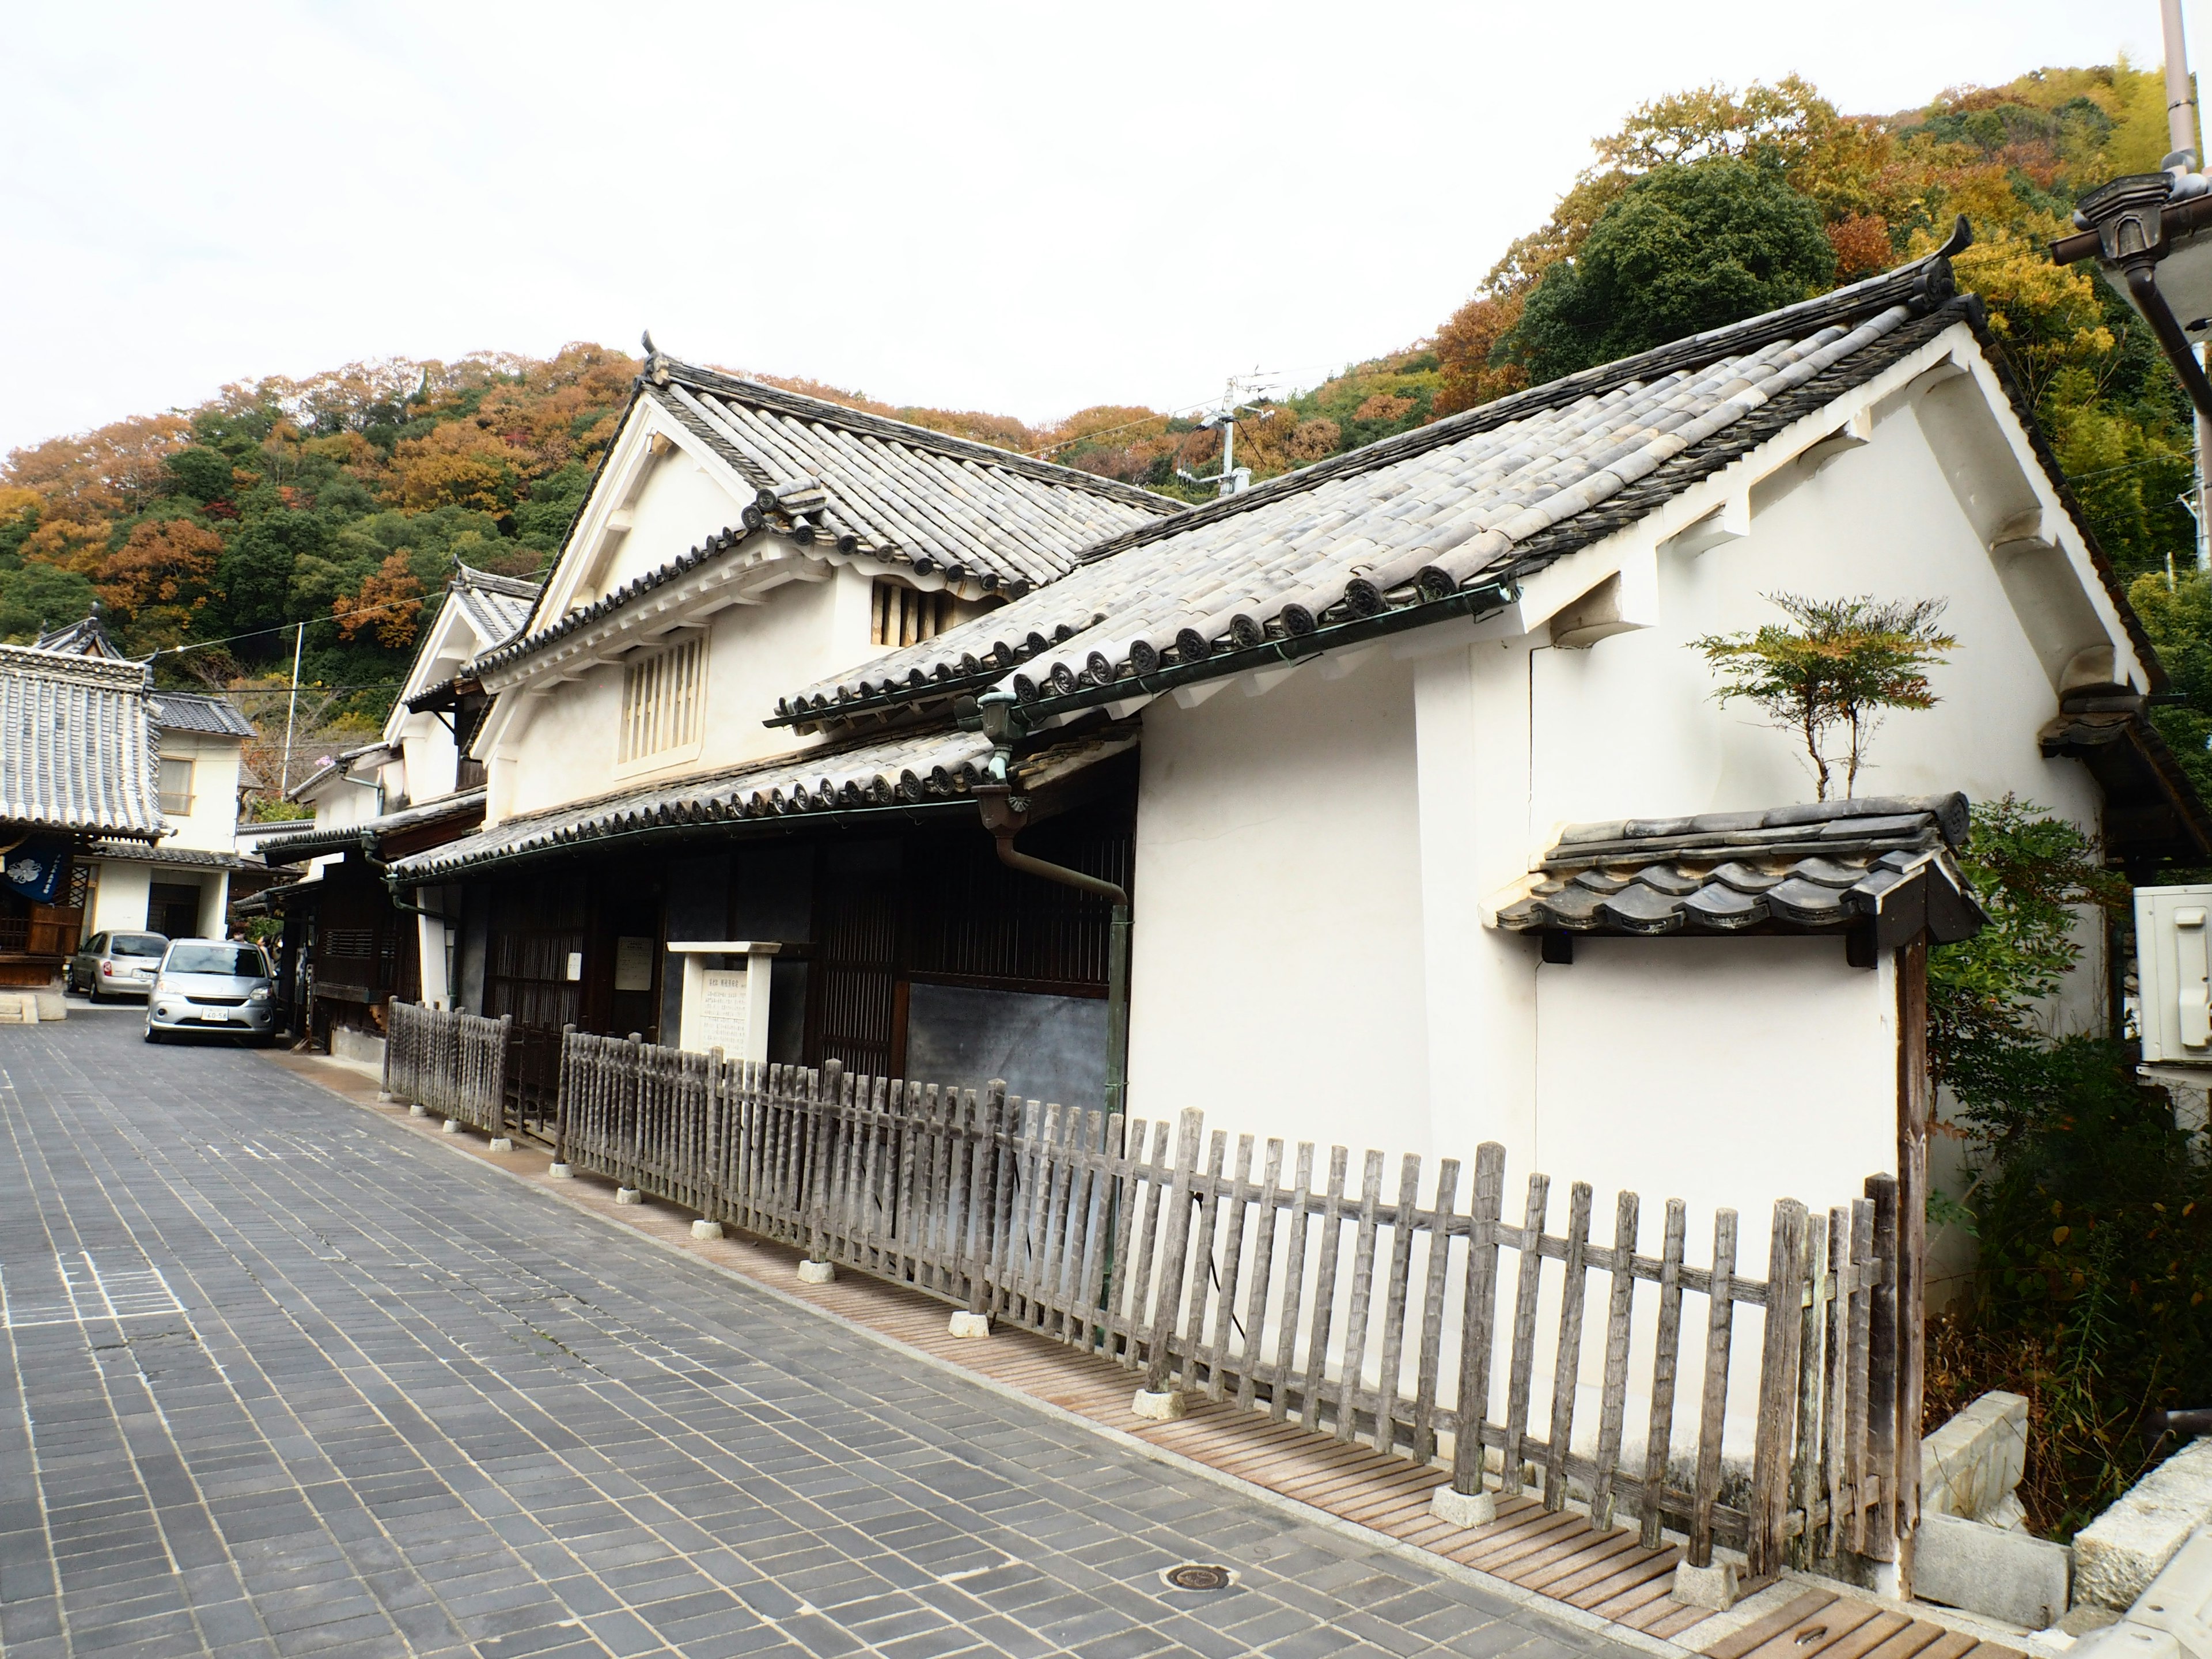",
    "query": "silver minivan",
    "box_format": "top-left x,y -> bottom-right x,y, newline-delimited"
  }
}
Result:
145,939 -> 277,1045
